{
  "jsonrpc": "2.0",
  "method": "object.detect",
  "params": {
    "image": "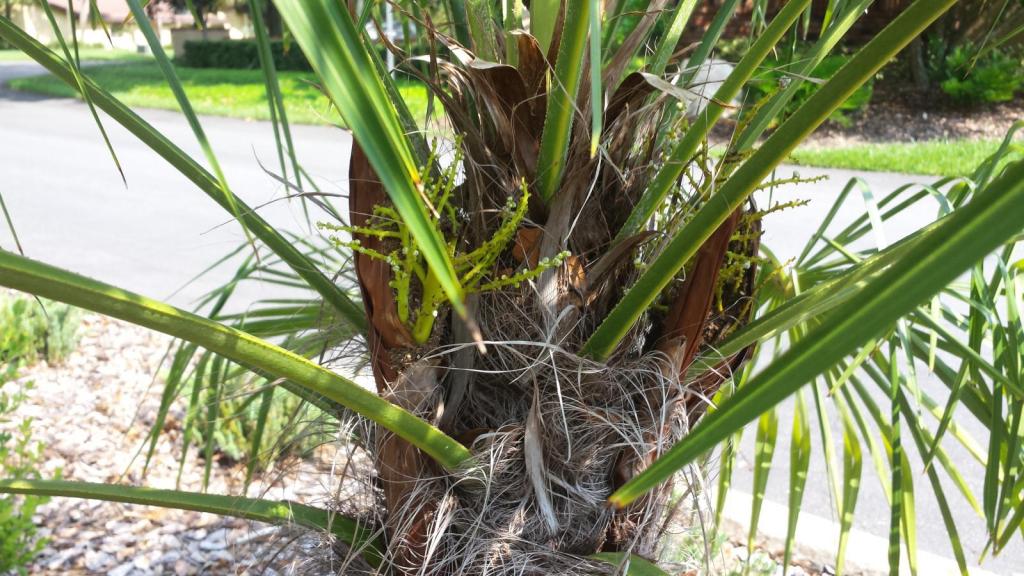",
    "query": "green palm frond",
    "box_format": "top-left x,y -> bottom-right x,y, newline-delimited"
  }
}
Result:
610,152 -> 1024,506
585,0 -> 959,360
274,0 -> 469,319
0,250 -> 471,469
0,479 -> 382,566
